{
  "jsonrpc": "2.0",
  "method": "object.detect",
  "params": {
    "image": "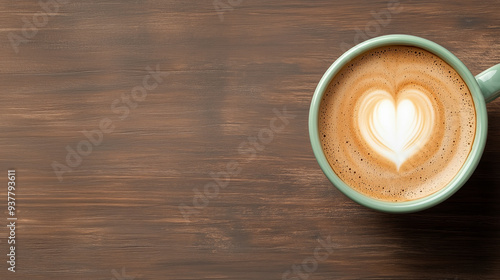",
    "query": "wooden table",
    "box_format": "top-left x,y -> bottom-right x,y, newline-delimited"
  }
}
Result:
1,0 -> 500,279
